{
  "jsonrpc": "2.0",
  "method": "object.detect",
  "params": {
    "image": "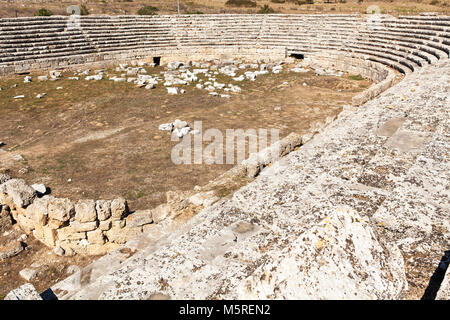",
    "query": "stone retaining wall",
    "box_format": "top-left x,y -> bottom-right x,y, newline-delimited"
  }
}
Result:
0,177 -> 131,255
